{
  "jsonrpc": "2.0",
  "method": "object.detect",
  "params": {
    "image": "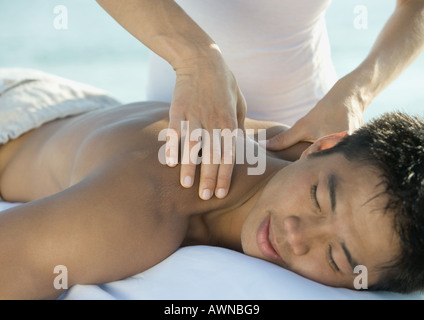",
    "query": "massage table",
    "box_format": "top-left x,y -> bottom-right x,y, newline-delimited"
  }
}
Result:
0,202 -> 422,300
